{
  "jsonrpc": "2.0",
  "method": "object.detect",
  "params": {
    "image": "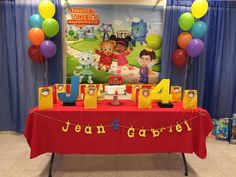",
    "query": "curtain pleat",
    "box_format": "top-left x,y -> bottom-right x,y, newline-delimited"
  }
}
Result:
0,0 -> 62,132
161,0 -> 236,119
